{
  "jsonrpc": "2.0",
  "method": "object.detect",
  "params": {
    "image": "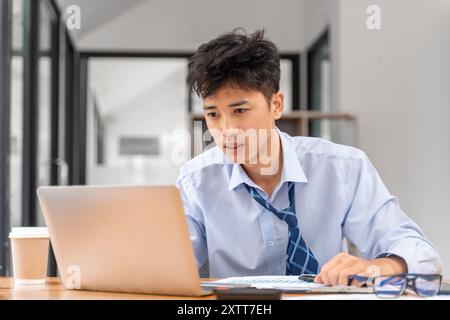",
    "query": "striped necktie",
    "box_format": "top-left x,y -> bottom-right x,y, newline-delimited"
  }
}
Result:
244,182 -> 320,275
